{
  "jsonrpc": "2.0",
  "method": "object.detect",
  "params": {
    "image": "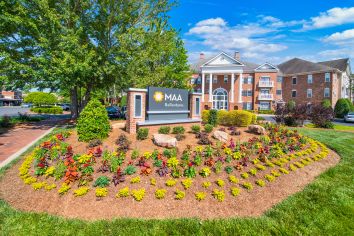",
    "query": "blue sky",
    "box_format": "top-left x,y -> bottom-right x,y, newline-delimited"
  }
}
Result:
169,0 -> 354,67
